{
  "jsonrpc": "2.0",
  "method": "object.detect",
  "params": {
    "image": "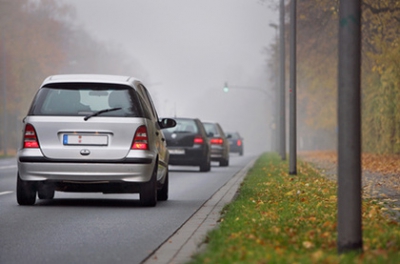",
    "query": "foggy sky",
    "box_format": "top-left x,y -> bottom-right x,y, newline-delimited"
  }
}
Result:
61,0 -> 278,154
